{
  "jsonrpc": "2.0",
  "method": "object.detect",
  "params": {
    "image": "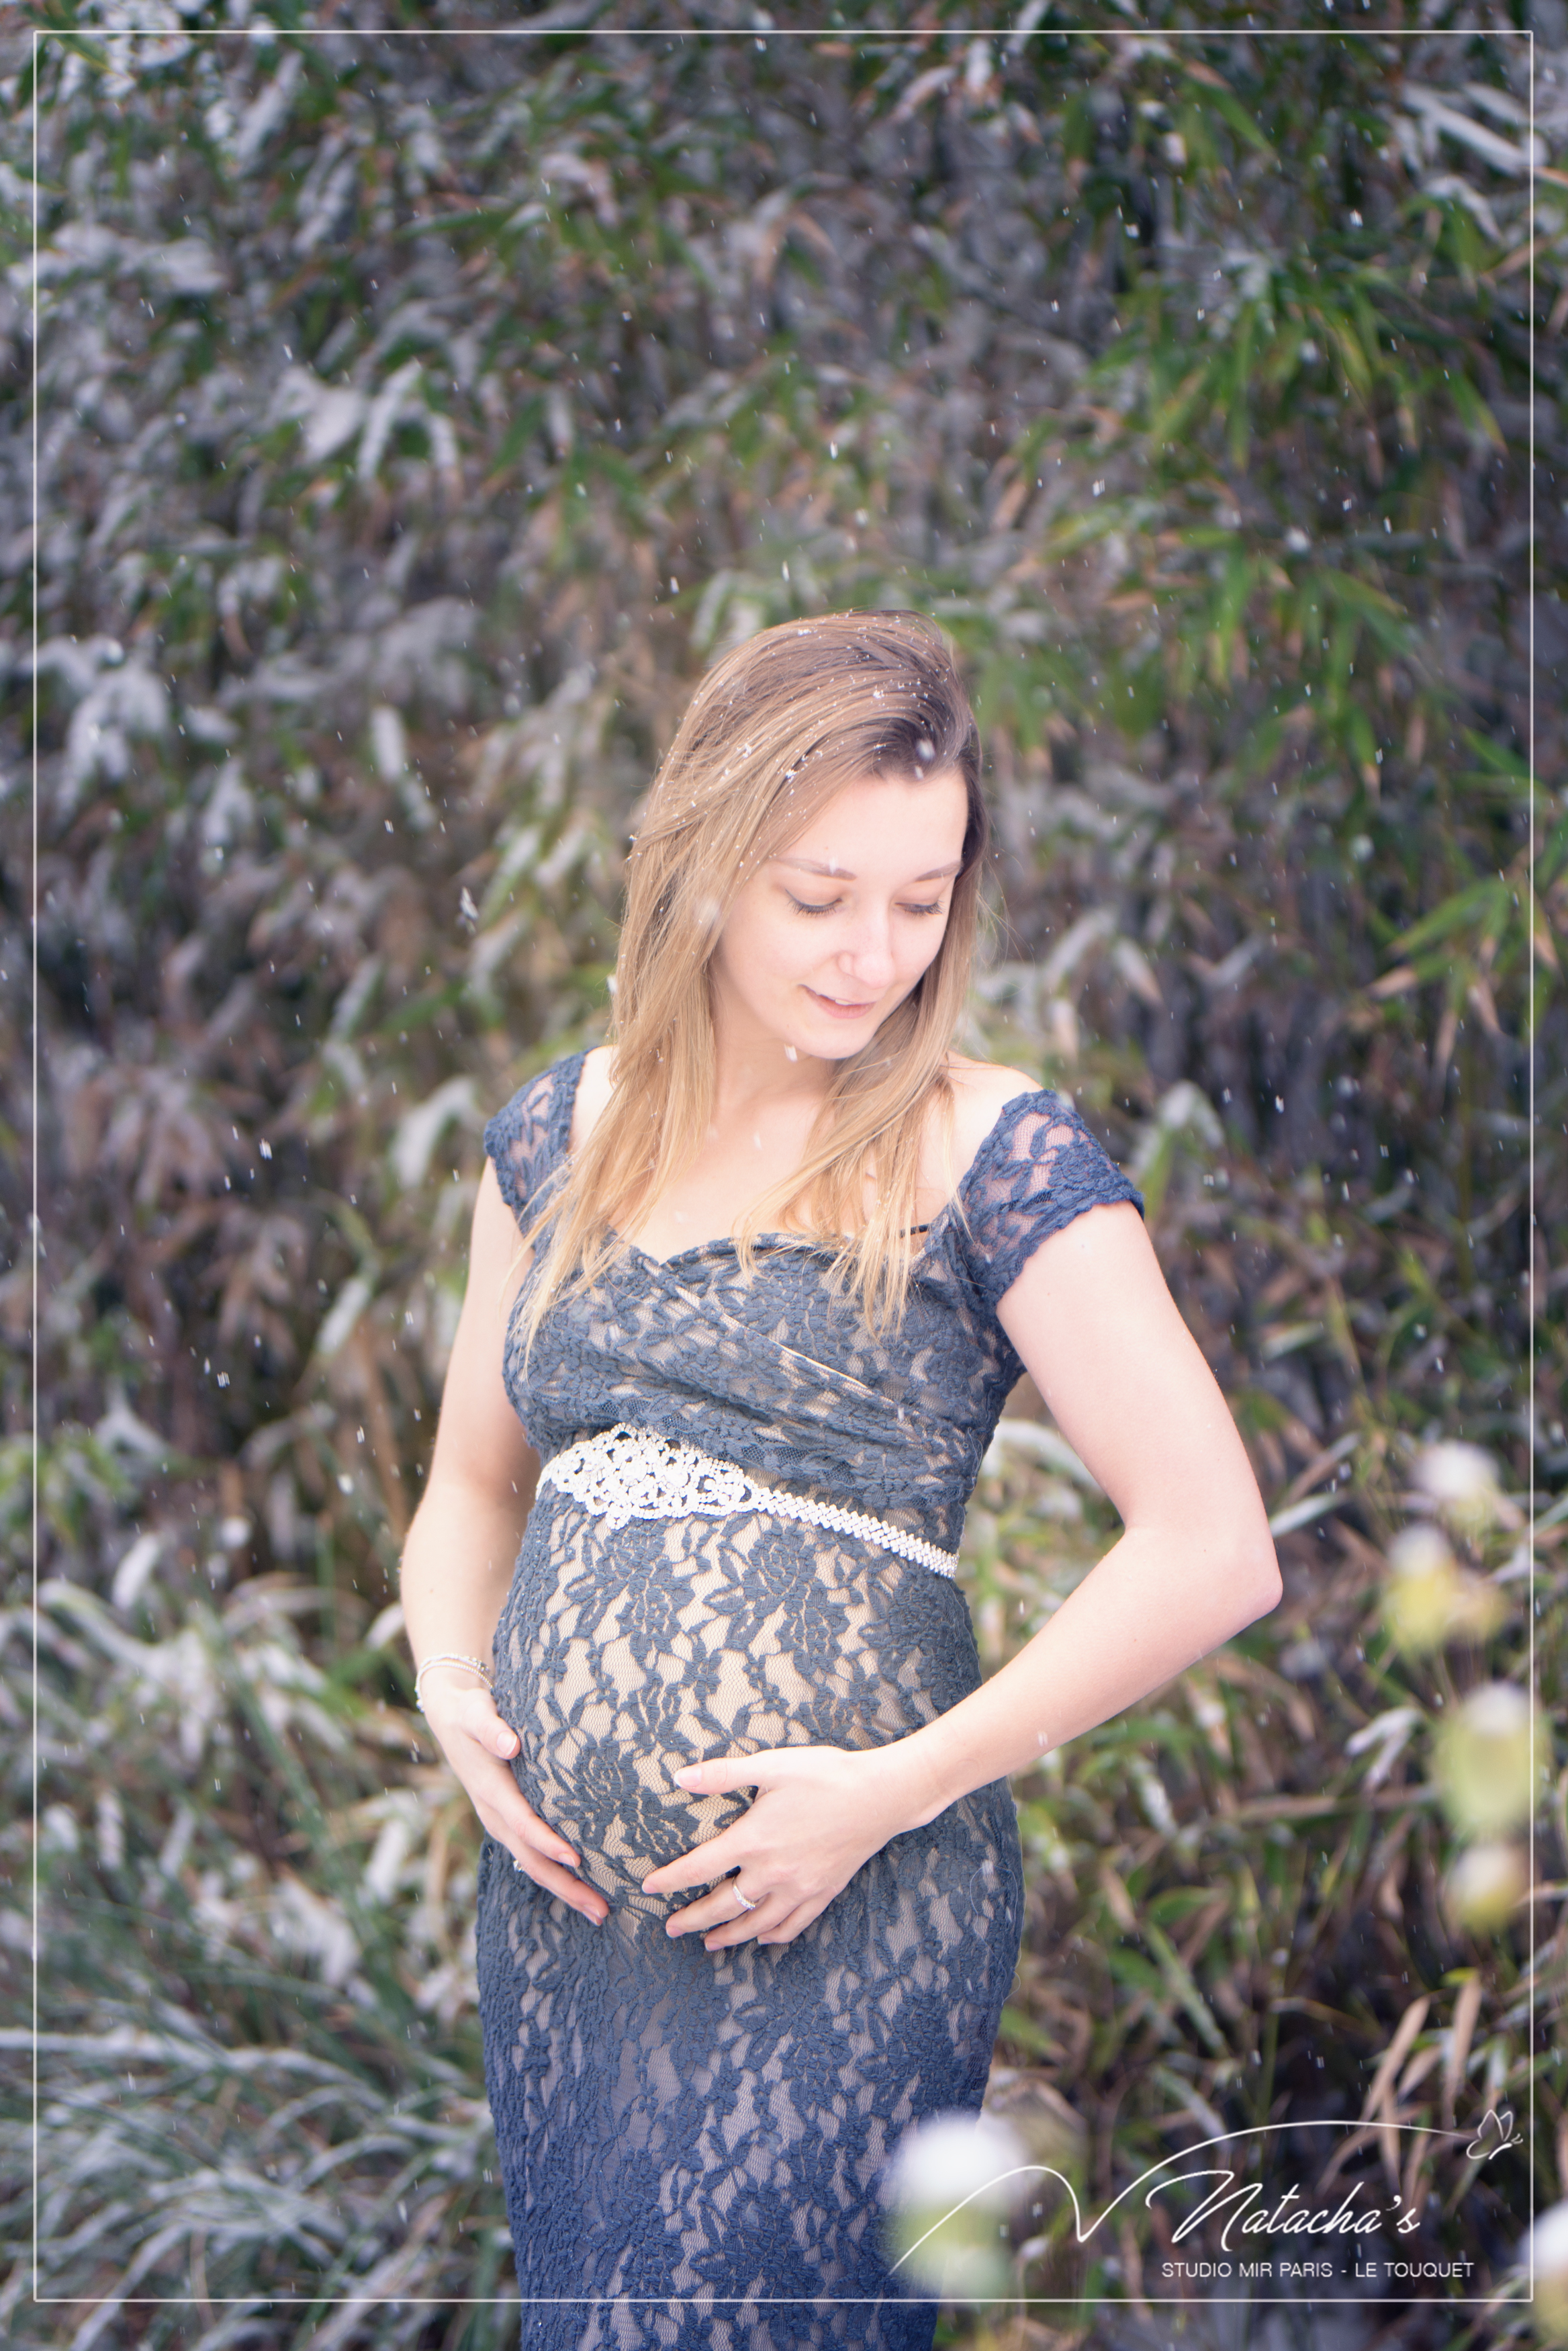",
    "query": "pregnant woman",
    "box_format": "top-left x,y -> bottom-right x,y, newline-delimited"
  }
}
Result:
400,611 -> 1280,2348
